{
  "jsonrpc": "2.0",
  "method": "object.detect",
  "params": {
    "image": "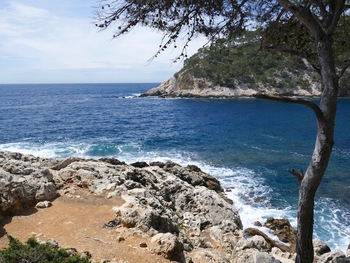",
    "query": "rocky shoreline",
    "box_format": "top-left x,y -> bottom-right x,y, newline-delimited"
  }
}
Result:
1,151 -> 349,262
